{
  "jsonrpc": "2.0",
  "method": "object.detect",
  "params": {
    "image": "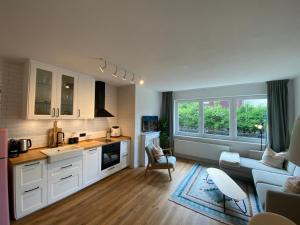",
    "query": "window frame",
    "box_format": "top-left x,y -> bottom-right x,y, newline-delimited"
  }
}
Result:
175,99 -> 201,137
234,95 -> 268,143
174,95 -> 268,143
202,98 -> 232,139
